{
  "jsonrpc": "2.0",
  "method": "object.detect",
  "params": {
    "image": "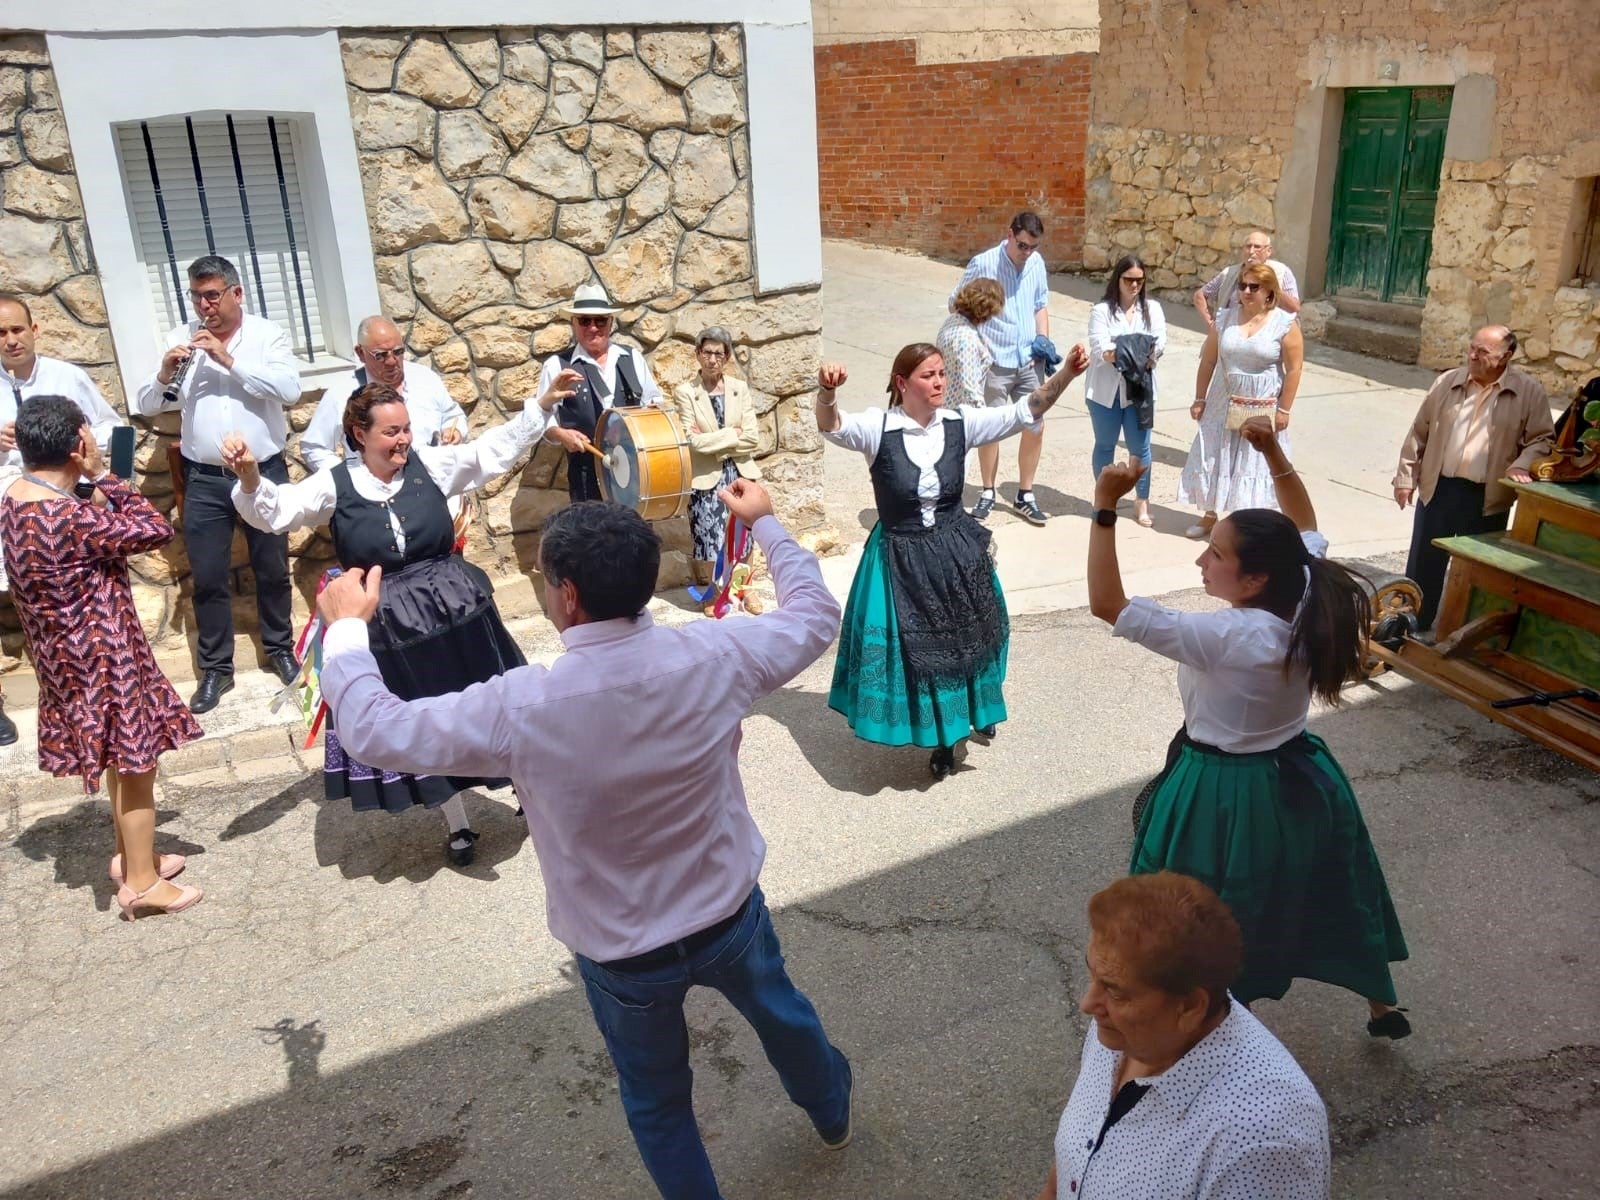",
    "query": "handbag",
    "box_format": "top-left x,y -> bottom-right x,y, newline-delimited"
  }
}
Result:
1224,393 -> 1278,432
